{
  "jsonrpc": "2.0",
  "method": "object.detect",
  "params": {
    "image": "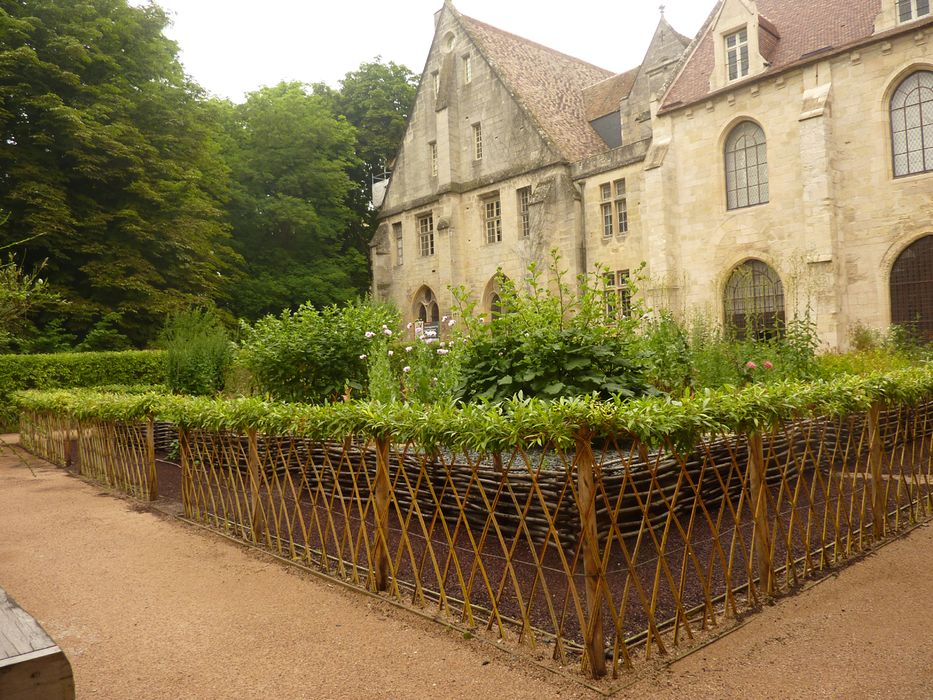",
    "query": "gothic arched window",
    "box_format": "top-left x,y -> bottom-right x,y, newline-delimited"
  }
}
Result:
890,70 -> 933,177
724,260 -> 785,340
724,121 -> 769,210
890,235 -> 933,339
413,287 -> 440,335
